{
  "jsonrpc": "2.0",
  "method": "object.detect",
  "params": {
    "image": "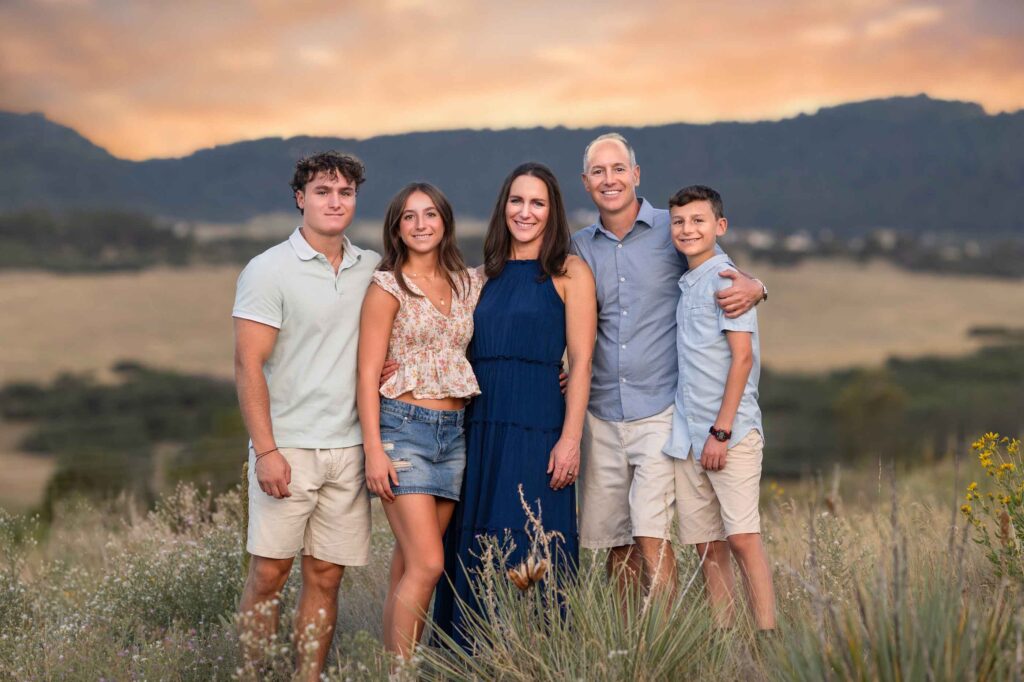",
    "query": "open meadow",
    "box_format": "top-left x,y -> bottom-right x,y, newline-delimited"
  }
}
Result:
2,434 -> 1021,680
3,258 -> 1022,385
2,259 -> 1023,513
